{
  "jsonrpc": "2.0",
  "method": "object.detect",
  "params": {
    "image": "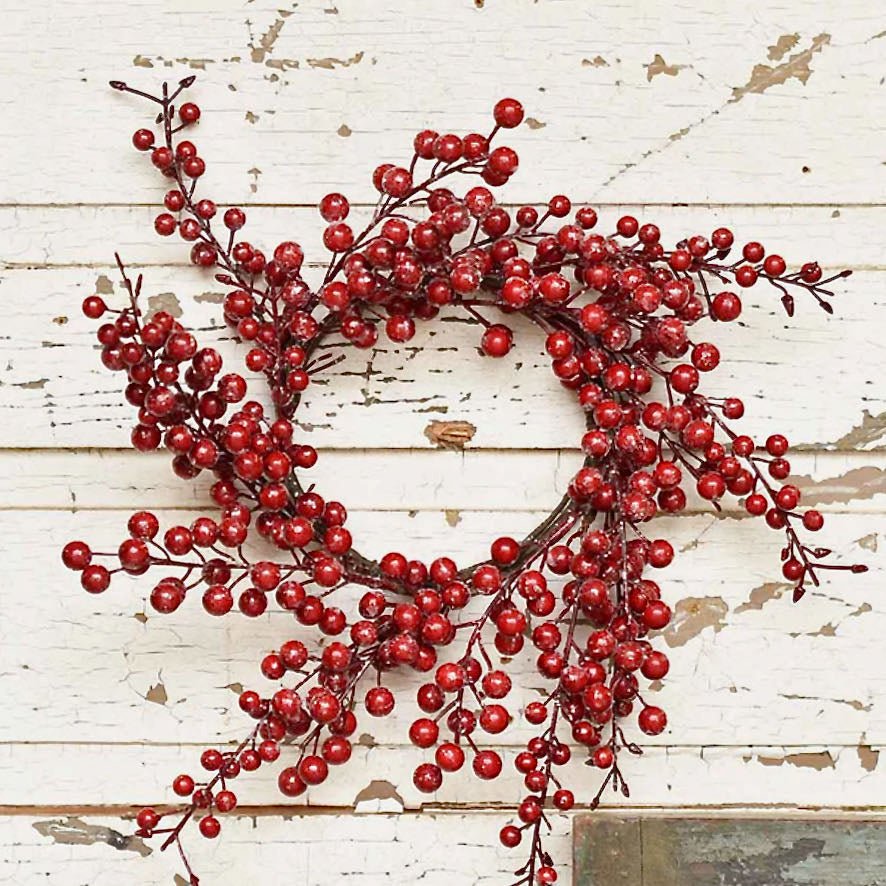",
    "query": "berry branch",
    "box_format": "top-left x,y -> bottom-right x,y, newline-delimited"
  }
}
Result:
62,78 -> 866,885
